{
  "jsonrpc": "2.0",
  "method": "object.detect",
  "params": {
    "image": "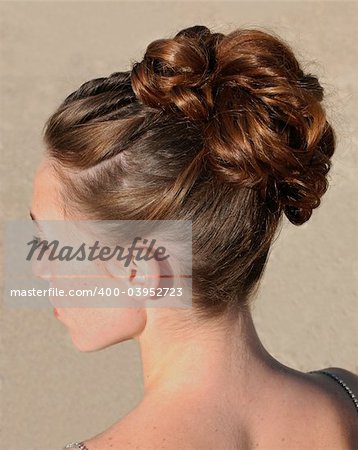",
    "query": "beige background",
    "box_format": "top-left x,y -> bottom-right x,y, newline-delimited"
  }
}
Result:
0,1 -> 357,449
